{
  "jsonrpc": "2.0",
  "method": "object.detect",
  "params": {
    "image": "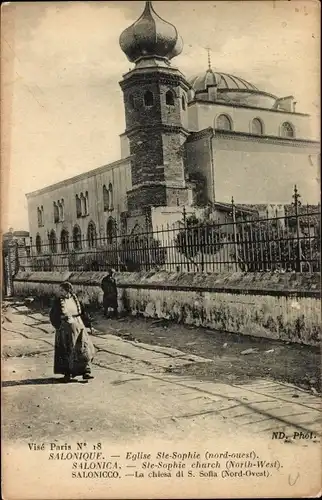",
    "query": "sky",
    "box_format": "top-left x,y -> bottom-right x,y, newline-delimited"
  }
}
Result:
2,0 -> 320,231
